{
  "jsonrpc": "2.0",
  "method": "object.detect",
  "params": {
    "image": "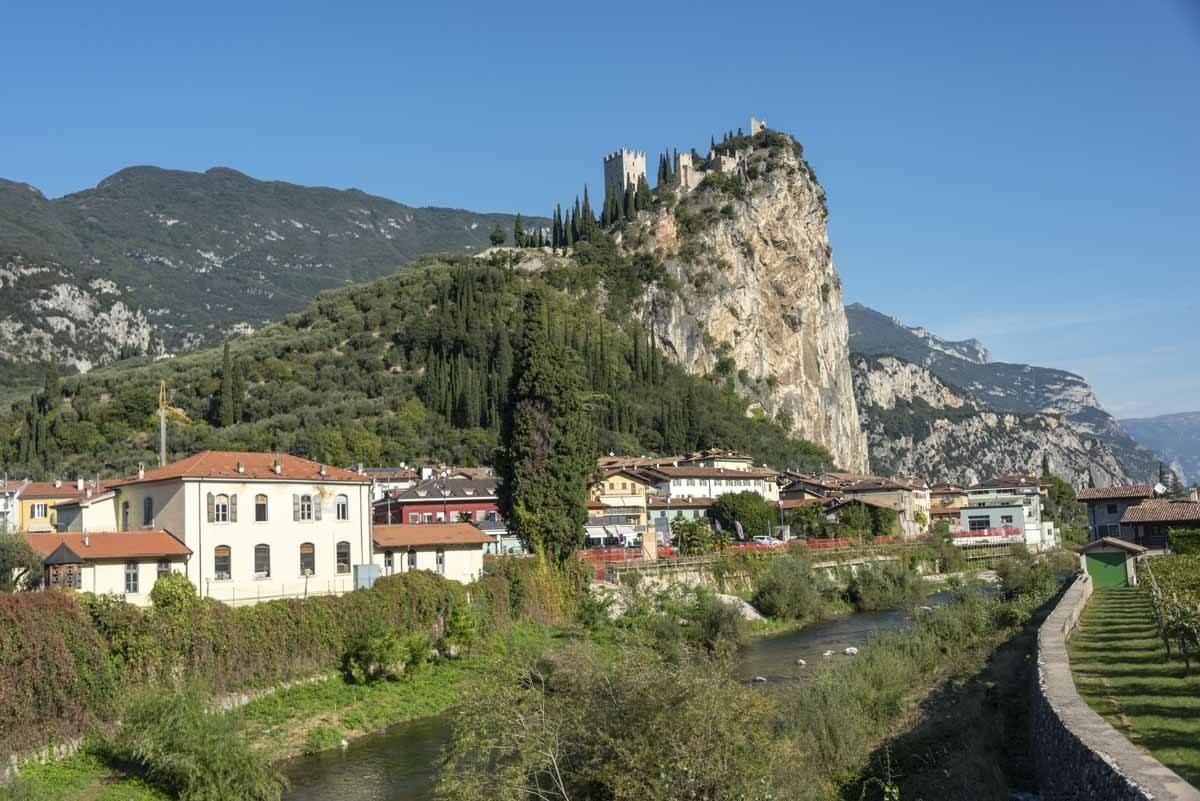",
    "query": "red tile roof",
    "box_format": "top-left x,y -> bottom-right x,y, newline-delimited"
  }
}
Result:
1120,499 -> 1200,525
1077,484 -> 1157,501
23,530 -> 191,561
648,497 -> 715,508
112,451 -> 367,485
18,481 -> 110,500
372,523 -> 492,548
641,466 -> 777,480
